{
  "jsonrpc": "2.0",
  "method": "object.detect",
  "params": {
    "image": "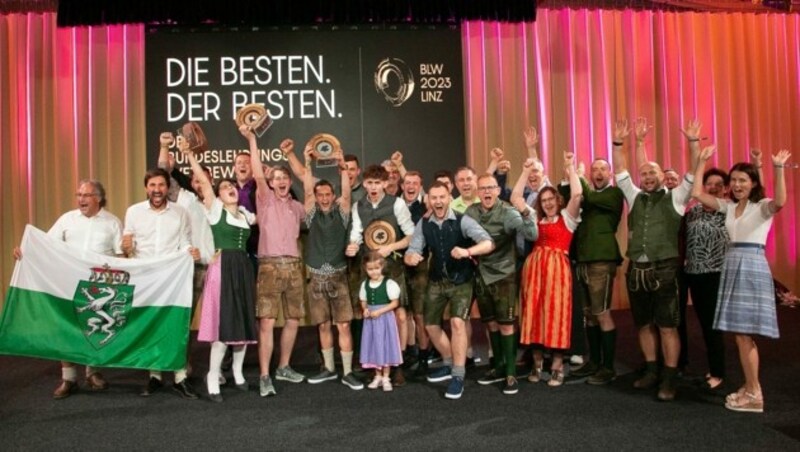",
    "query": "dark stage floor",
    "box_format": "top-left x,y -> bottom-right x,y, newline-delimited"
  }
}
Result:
1,306 -> 799,451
